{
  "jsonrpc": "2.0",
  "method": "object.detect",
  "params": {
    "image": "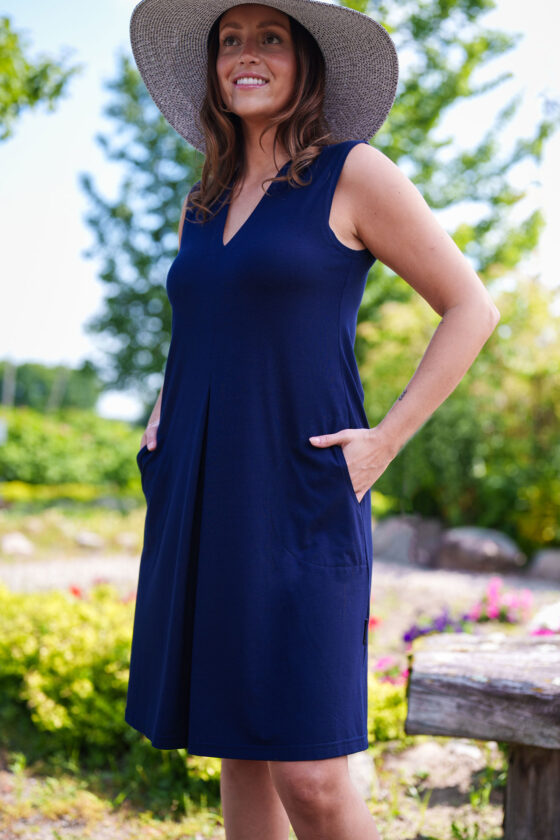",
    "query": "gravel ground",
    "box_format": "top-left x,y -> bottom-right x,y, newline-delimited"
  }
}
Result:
0,553 -> 140,596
